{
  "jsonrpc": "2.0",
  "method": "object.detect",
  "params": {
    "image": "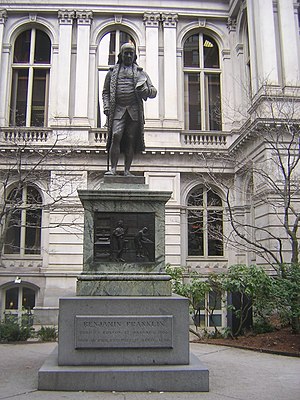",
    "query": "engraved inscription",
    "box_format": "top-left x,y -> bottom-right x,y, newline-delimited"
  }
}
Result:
75,315 -> 173,349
